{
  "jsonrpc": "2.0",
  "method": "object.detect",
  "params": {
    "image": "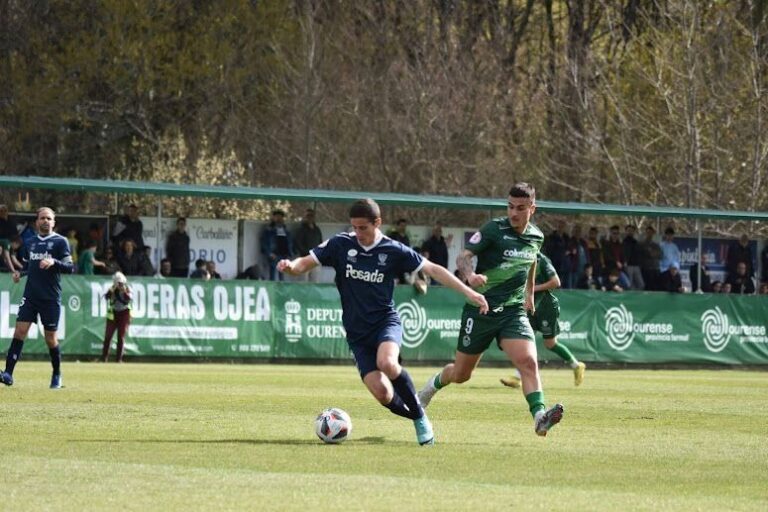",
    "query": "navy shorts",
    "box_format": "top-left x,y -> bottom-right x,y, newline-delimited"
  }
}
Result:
349,320 -> 403,378
16,297 -> 61,332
